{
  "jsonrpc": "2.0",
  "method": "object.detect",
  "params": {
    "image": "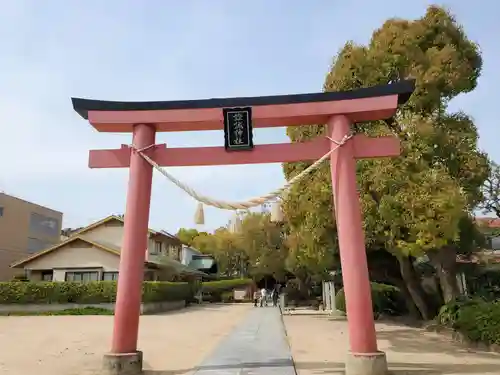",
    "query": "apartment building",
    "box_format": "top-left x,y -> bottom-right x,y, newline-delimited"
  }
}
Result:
0,192 -> 63,280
